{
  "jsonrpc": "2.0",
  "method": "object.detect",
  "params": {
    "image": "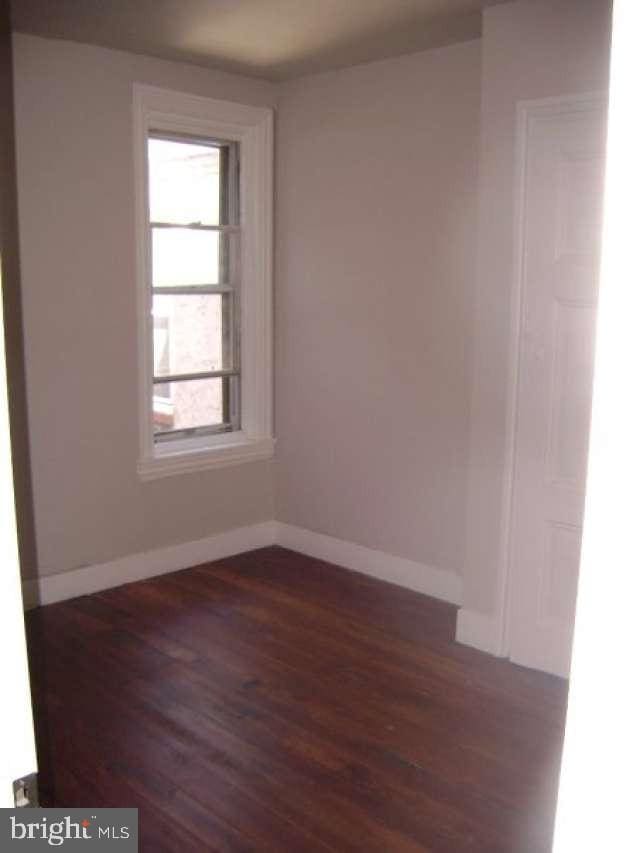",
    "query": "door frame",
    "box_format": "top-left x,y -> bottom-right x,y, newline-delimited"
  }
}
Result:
494,91 -> 608,662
